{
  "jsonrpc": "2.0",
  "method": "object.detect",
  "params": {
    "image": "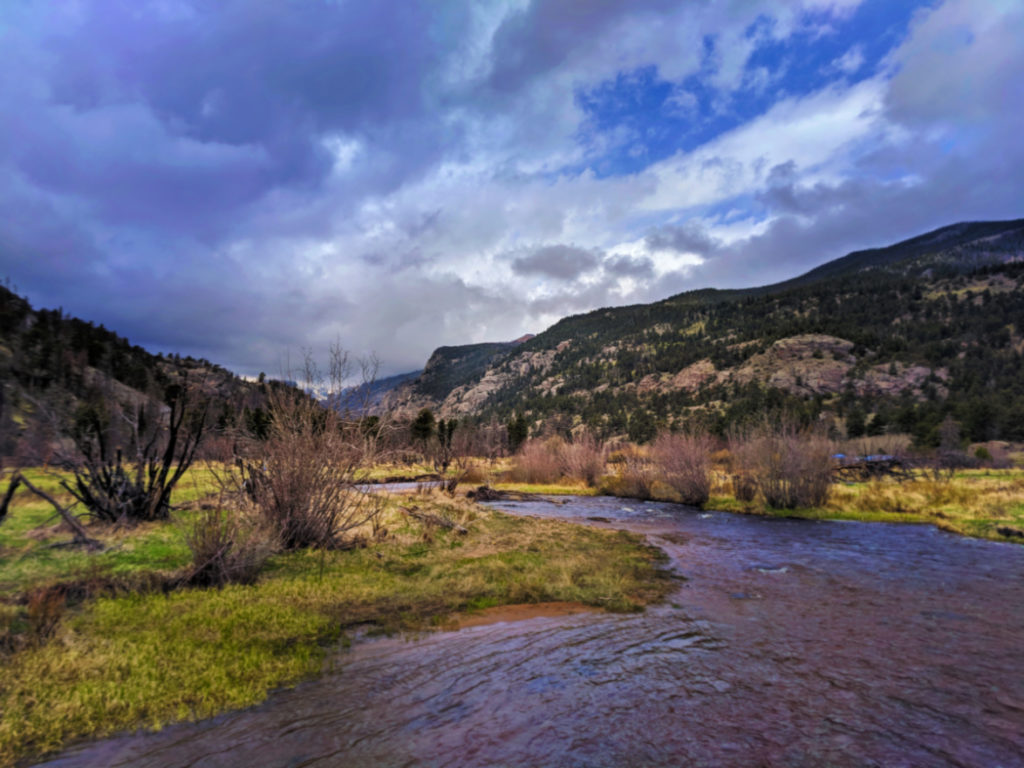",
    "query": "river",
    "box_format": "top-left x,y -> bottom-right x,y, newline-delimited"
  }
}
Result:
37,496 -> 1024,767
